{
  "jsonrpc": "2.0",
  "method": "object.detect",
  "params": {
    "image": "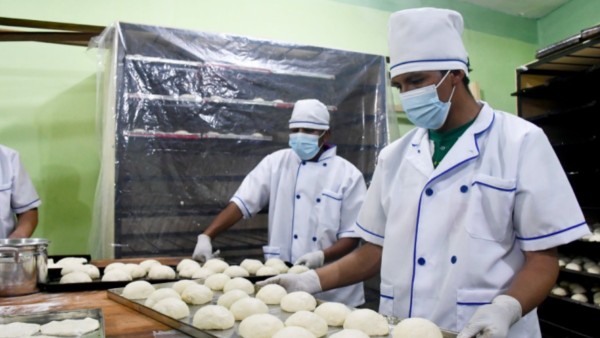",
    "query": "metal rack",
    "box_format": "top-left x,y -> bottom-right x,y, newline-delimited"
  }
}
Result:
95,22 -> 388,259
514,34 -> 600,338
